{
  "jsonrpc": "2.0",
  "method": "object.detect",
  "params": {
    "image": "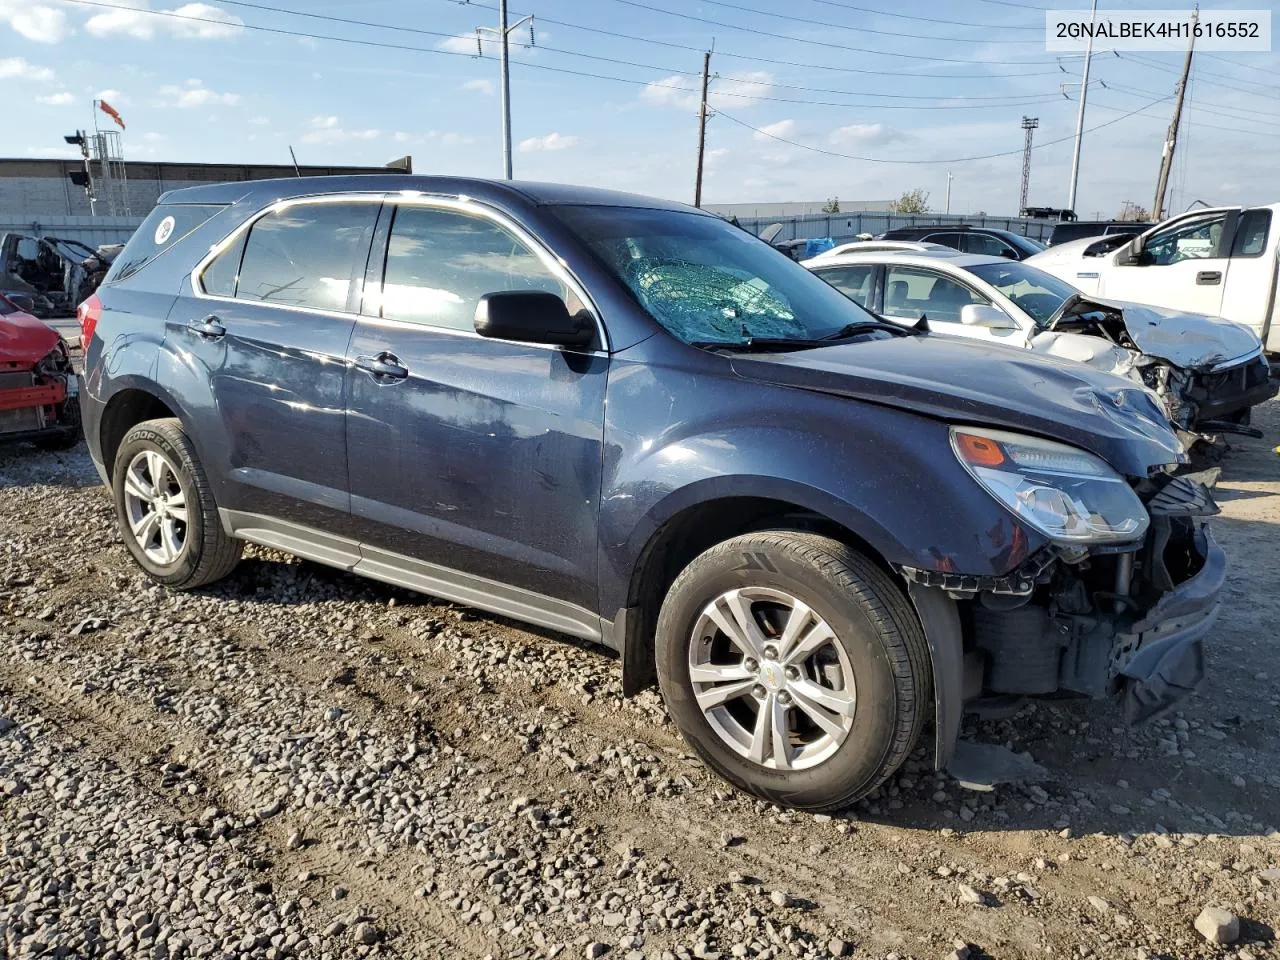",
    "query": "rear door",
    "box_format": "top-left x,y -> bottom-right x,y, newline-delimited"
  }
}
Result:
166,197 -> 379,531
1099,208 -> 1238,318
343,198 -> 608,614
